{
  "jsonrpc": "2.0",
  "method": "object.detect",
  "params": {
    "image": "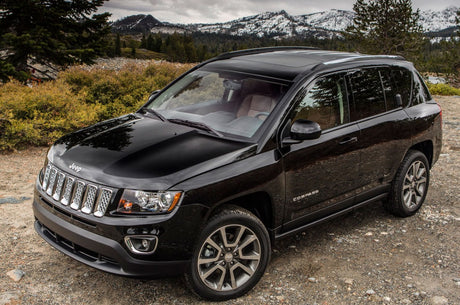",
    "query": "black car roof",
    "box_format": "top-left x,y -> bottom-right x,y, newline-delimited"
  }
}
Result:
203,47 -> 406,82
